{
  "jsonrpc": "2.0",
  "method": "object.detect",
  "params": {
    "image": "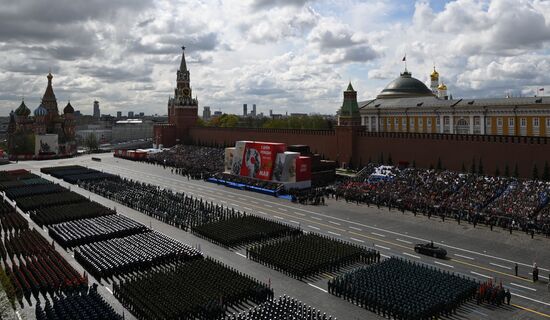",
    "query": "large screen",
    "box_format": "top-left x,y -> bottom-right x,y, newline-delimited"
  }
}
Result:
239,142 -> 286,181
